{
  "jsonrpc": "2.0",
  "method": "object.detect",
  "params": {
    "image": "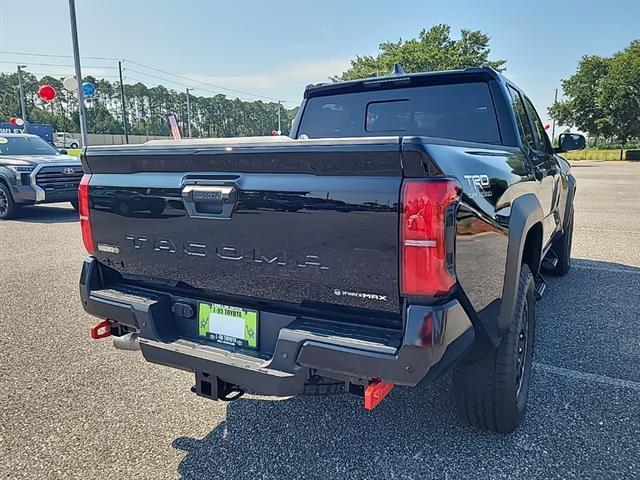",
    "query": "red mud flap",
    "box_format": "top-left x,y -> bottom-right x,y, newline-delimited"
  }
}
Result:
364,380 -> 394,410
90,319 -> 111,340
